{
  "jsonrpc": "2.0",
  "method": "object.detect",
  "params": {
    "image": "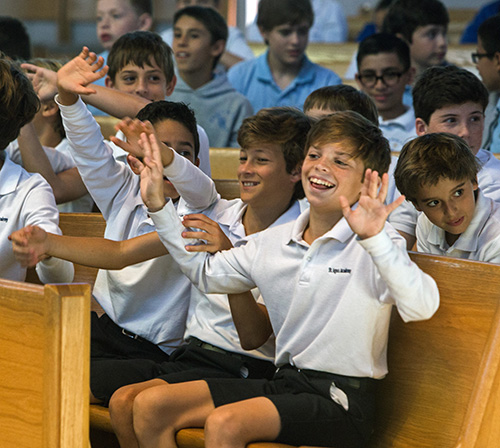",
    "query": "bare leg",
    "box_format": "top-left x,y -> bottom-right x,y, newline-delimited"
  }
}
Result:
204,397 -> 281,448
108,379 -> 166,448
133,380 -> 215,448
